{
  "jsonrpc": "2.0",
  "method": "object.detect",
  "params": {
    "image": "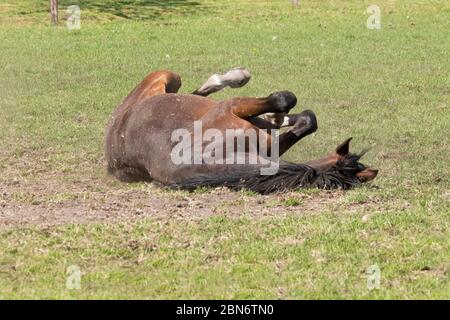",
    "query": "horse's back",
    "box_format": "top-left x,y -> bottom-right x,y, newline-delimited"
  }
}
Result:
130,93 -> 217,132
